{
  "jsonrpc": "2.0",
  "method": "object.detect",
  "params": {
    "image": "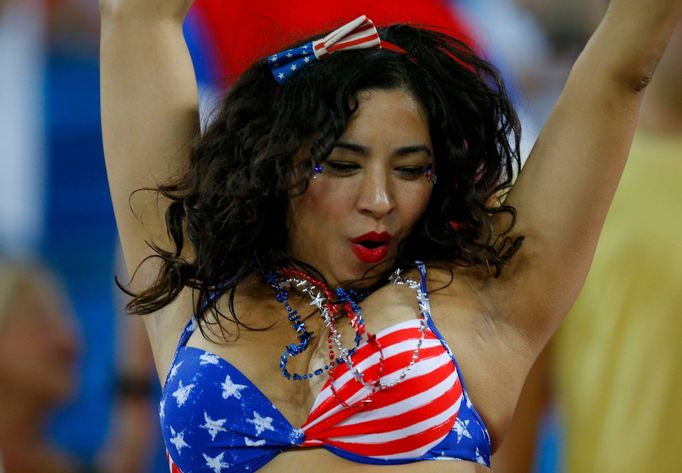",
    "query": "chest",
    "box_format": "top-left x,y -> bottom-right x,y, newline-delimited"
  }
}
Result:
180,280 -> 432,419
182,321 -> 319,426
